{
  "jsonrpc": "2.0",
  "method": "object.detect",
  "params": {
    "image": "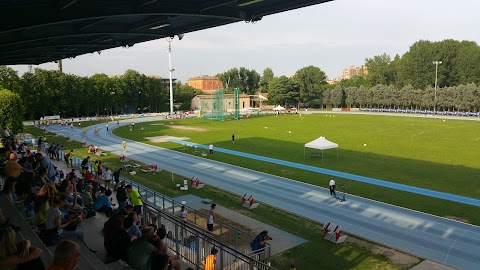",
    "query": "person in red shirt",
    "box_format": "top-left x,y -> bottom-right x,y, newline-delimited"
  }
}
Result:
85,167 -> 93,183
